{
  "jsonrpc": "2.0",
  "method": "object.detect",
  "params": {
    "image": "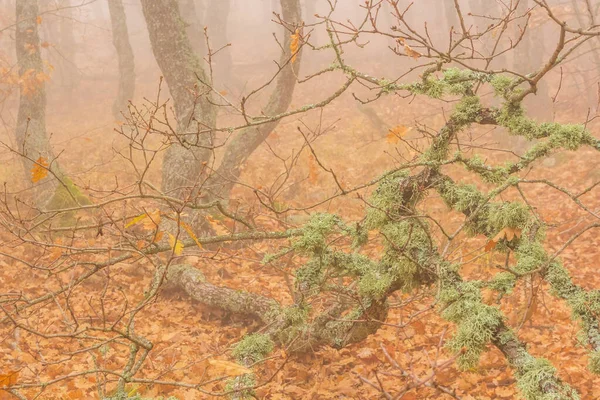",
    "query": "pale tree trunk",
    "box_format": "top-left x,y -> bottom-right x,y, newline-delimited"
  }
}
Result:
57,0 -> 79,93
444,0 -> 459,35
140,0 -> 217,202
178,0 -> 206,58
108,0 -> 135,119
208,0 -> 302,201
15,0 -> 61,208
205,0 -> 231,82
